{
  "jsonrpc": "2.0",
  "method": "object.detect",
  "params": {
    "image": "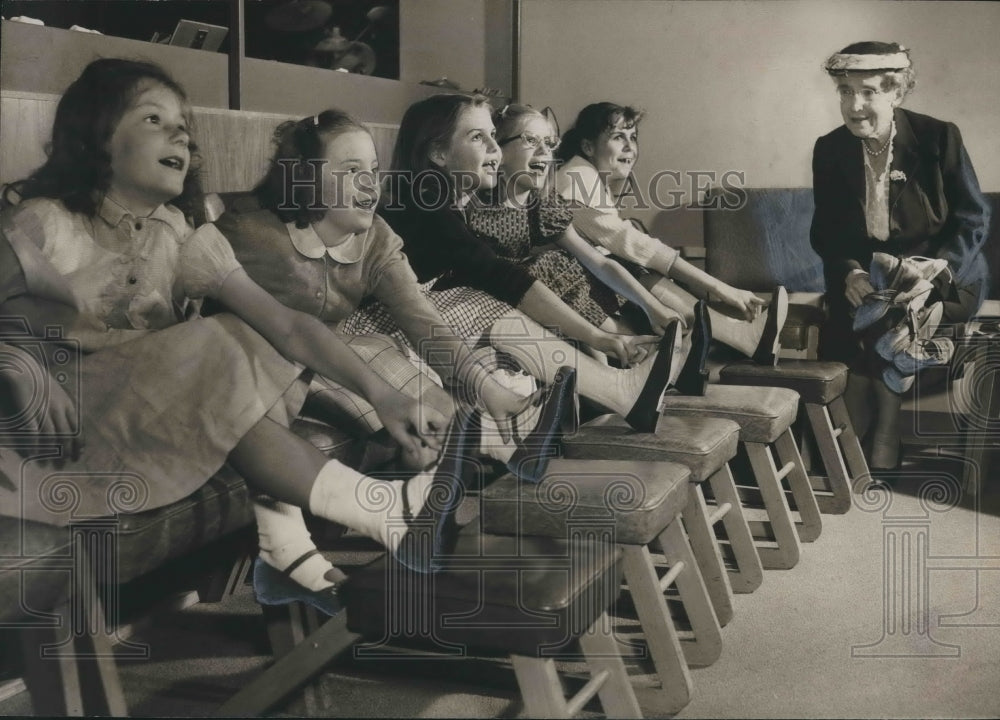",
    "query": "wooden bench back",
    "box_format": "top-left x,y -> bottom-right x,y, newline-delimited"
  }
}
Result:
0,90 -> 399,194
